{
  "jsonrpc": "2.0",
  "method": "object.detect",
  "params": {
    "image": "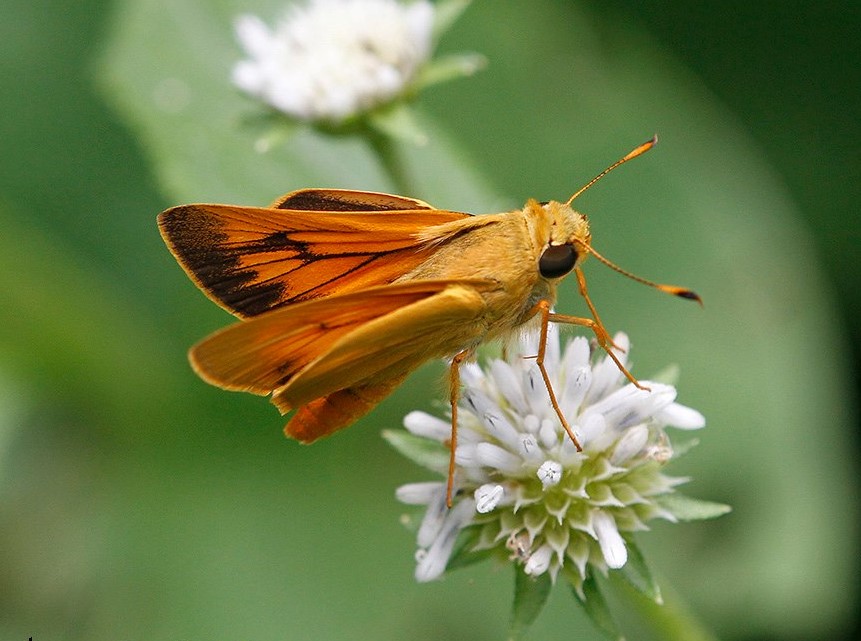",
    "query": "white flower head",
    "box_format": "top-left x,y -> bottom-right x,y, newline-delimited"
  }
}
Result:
389,325 -> 717,595
232,0 -> 435,122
